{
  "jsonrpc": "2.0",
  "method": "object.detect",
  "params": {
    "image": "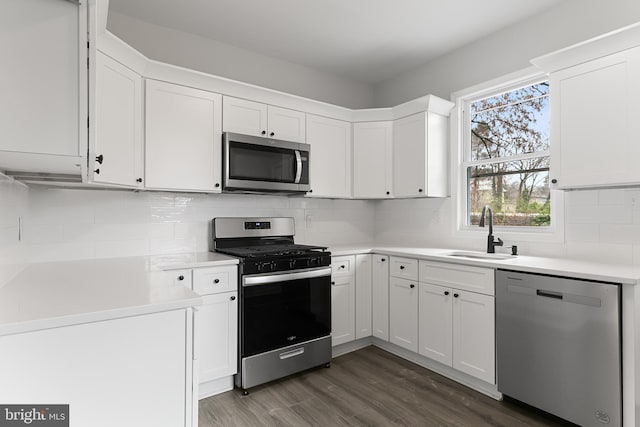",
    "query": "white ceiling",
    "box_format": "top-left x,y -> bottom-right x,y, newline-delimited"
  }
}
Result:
108,0 -> 564,84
